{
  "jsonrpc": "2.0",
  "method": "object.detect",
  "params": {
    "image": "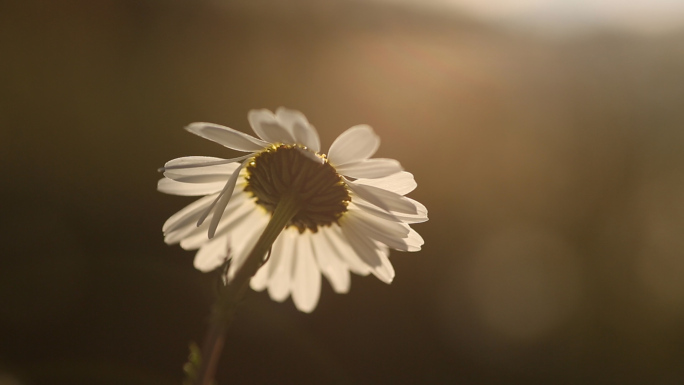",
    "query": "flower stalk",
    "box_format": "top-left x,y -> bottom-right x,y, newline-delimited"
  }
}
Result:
162,108 -> 427,383
192,194 -> 302,385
